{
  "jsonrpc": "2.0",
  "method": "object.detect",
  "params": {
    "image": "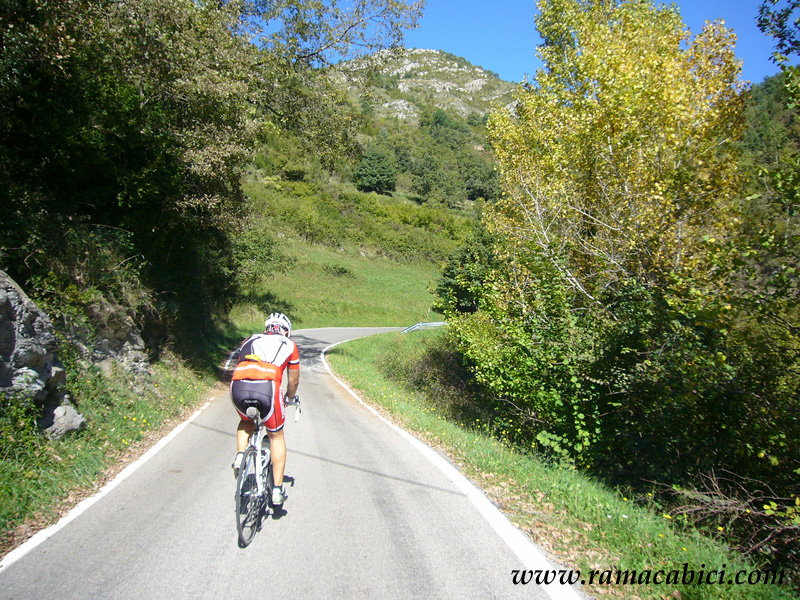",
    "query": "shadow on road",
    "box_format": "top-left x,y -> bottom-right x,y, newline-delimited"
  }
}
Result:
291,449 -> 462,497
